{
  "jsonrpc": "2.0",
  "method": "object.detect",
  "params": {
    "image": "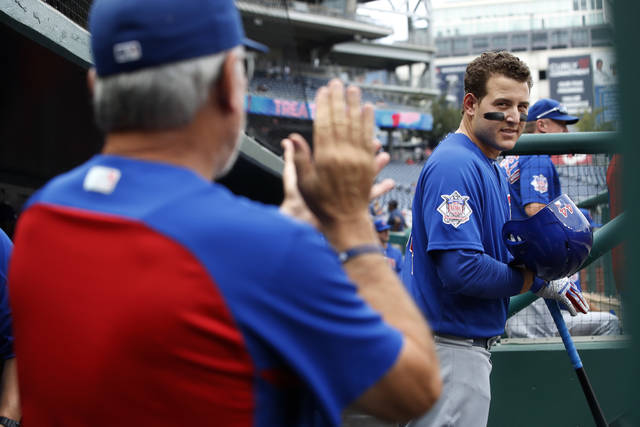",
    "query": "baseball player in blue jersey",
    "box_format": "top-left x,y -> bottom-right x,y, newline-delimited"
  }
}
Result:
8,1 -> 441,425
502,98 -> 620,338
499,98 -> 575,220
402,52 -> 589,427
